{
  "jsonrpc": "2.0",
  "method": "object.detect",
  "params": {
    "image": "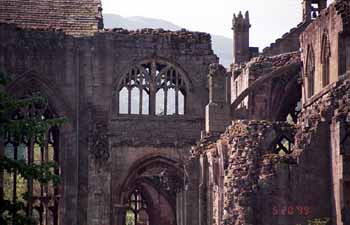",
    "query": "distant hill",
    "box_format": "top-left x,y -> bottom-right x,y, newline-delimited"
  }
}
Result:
103,13 -> 232,68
